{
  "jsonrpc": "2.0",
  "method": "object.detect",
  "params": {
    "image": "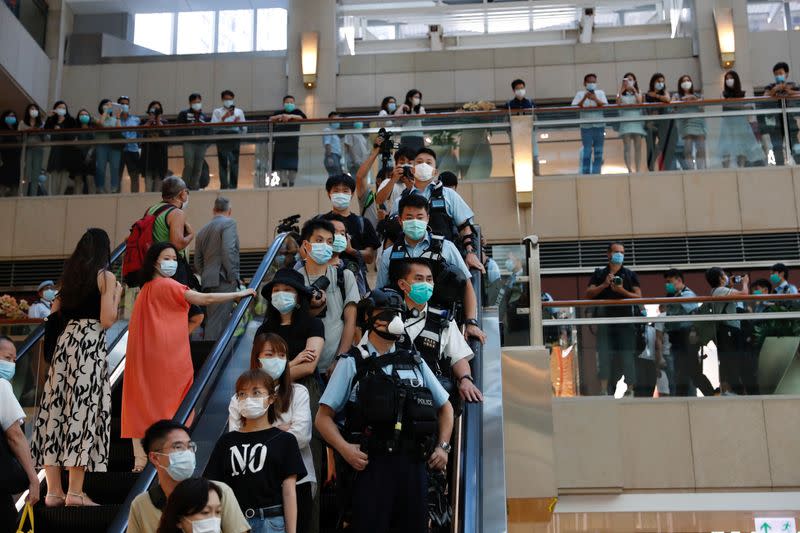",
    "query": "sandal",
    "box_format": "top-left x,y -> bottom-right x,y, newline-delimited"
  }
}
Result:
132,457 -> 147,473
66,491 -> 99,507
44,493 -> 65,508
